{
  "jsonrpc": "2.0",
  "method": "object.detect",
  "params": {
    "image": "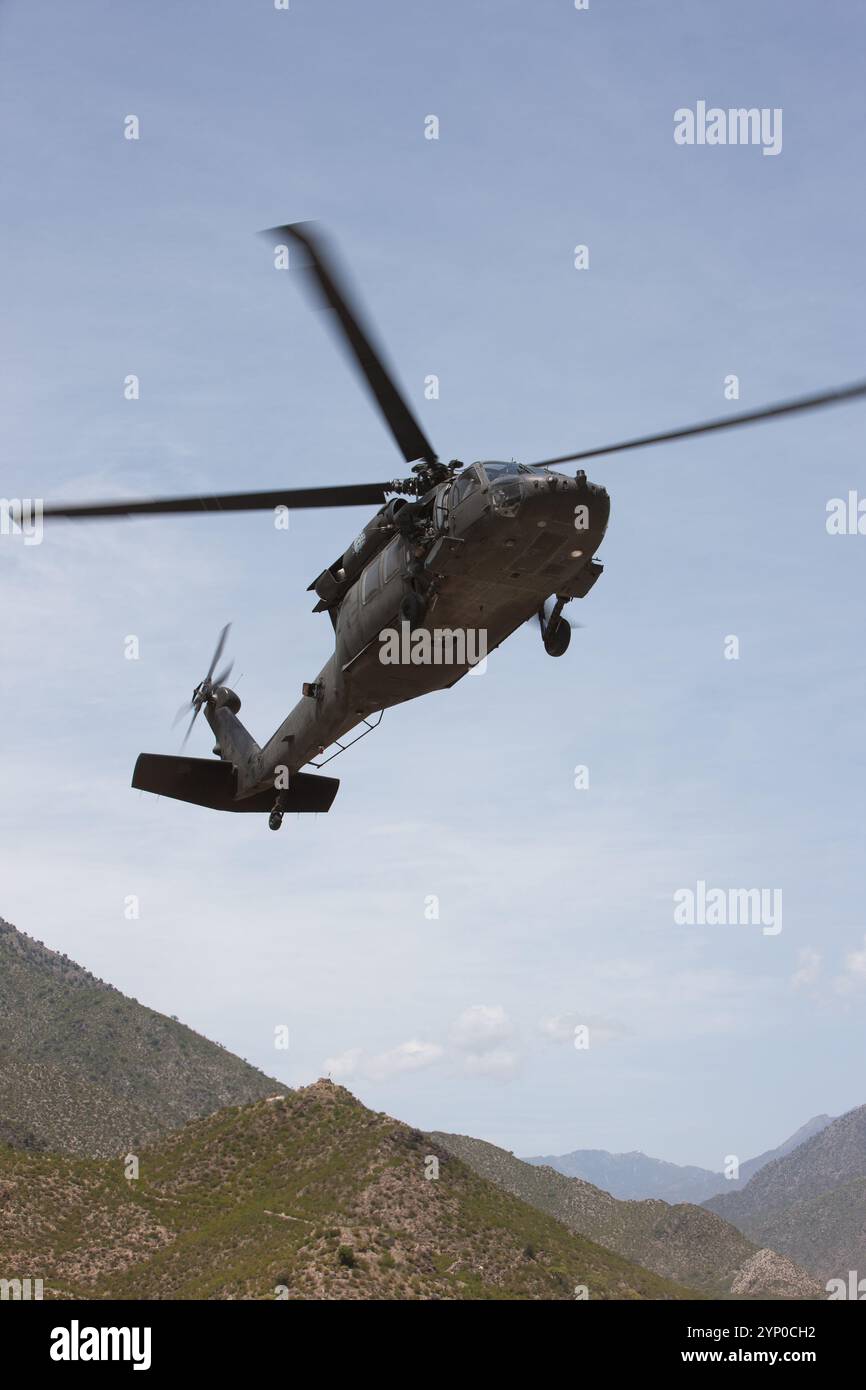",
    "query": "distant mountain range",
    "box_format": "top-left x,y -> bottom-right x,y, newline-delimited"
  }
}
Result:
0,914 -> 855,1299
0,917 -> 691,1299
431,1131 -> 818,1298
524,1114 -> 834,1204
518,1103 -> 866,1286
0,918 -> 288,1157
704,1105 -> 866,1281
